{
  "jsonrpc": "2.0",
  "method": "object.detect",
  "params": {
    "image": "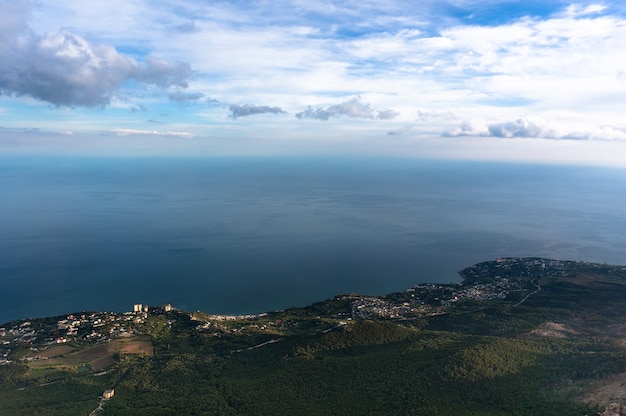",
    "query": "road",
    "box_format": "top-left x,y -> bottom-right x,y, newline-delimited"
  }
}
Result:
514,278 -> 542,307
